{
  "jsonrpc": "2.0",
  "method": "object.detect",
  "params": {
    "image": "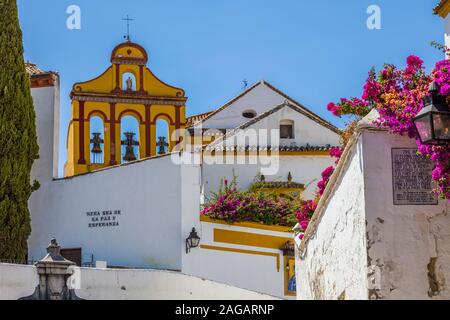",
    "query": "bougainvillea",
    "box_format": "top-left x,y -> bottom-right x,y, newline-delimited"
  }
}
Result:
294,147 -> 343,237
295,200 -> 317,240
322,55 -> 450,202
295,54 -> 450,240
201,177 -> 300,227
319,55 -> 450,201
